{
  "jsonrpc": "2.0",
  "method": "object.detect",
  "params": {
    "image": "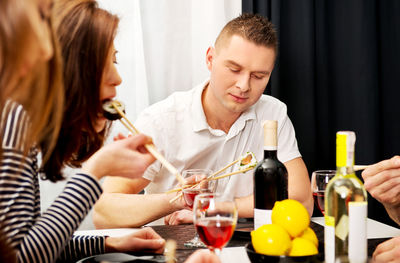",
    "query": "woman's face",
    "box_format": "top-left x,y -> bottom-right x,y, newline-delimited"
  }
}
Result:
21,0 -> 53,76
96,44 -> 122,132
